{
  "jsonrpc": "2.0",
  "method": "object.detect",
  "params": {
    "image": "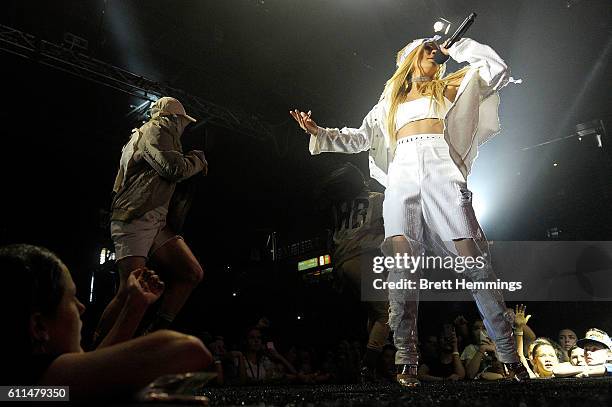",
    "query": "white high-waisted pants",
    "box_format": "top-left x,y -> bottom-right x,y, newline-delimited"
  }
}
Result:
383,134 -> 482,250
381,134 -> 517,366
